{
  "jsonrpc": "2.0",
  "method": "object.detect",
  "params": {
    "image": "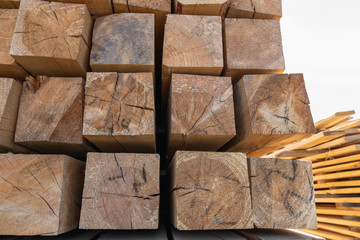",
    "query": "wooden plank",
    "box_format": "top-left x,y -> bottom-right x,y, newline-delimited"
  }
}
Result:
222,74 -> 315,157
313,161 -> 360,175
0,0 -> 20,8
315,197 -> 360,203
248,158 -> 317,229
315,111 -> 355,131
314,169 -> 360,181
170,226 -> 246,240
317,215 -> 360,228
312,154 -> 360,169
329,118 -> 360,130
0,78 -> 32,153
45,0 -> 113,16
237,229 -> 324,240
316,187 -> 360,195
167,74 -> 236,159
315,180 -> 360,189
25,230 -> 101,239
10,0 -> 92,77
173,0 -> 231,19
83,72 -> 156,153
275,149 -> 327,159
170,151 -> 253,230
300,229 -> 354,240
226,0 -> 282,20
90,13 -> 154,73
299,144 -> 360,162
318,222 -> 360,238
0,9 -> 28,80
80,153 -> 160,230
310,134 -> 360,151
316,206 -> 360,217
223,19 -> 285,83
14,76 -> 94,159
0,154 -> 85,236
162,14 -> 223,108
